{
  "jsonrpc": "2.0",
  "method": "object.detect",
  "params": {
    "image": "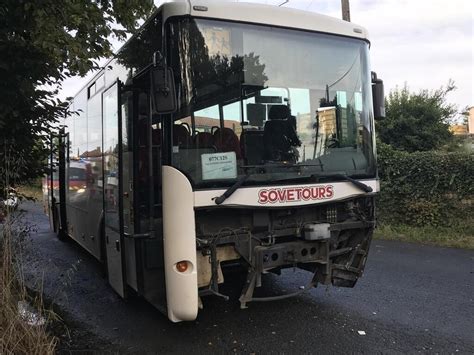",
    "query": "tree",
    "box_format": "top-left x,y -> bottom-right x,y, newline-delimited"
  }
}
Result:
376,82 -> 457,152
0,0 -> 154,195
460,106 -> 470,126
